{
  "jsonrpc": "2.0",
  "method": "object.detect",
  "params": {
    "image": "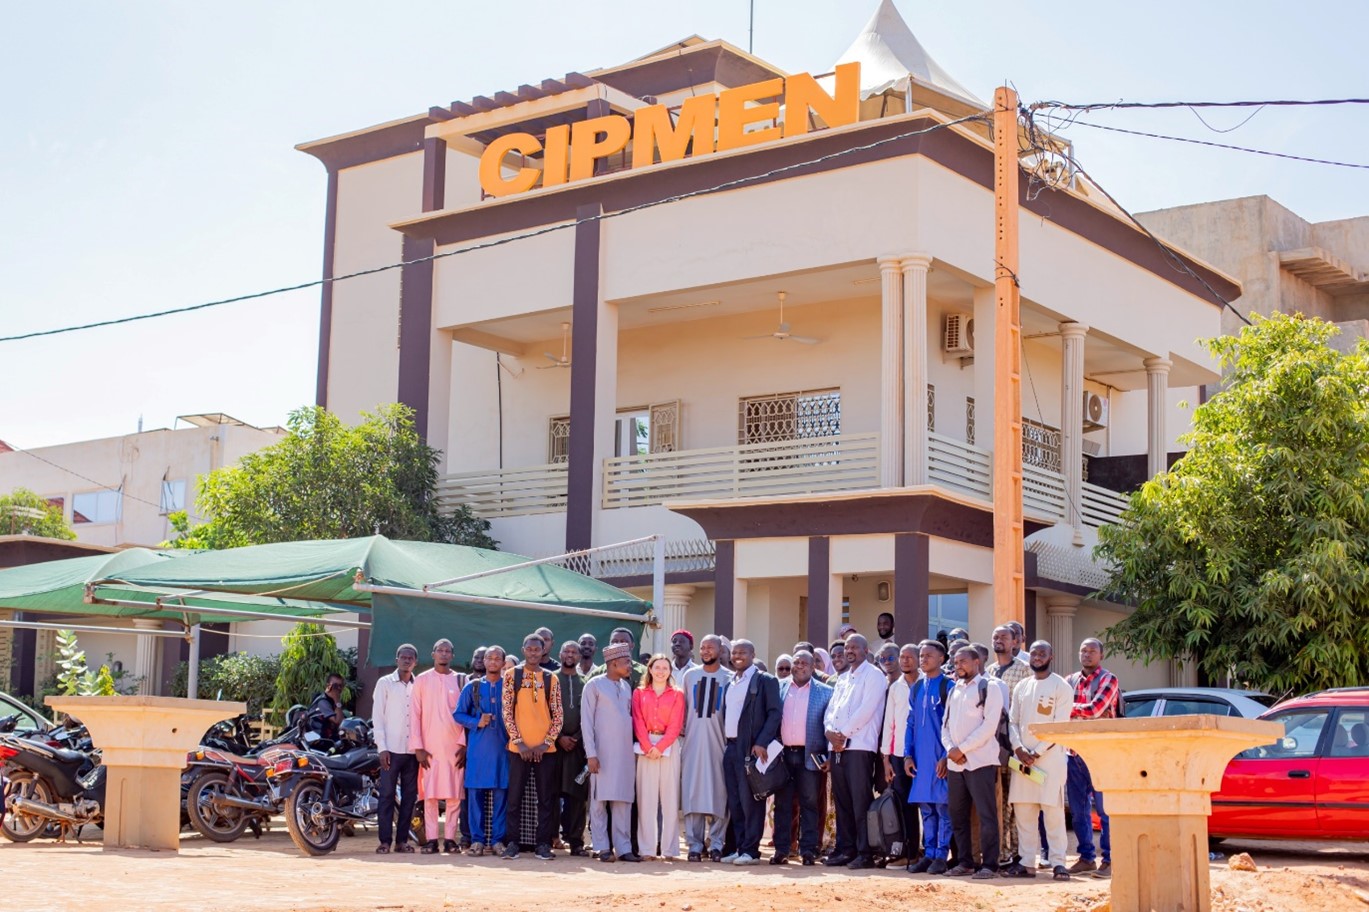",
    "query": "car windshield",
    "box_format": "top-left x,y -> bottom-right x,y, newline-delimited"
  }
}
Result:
1123,698 -> 1157,718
